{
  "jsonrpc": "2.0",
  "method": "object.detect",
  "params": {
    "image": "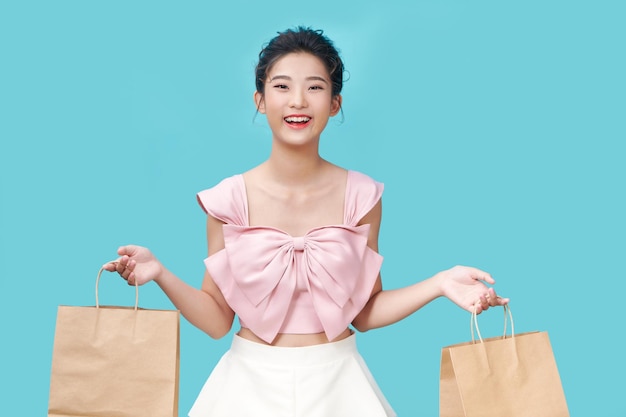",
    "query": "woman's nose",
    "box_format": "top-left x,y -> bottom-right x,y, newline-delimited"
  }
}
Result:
289,89 -> 307,108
